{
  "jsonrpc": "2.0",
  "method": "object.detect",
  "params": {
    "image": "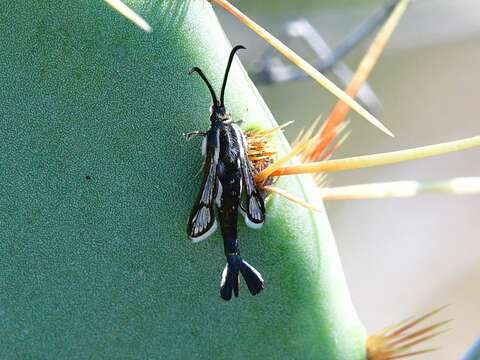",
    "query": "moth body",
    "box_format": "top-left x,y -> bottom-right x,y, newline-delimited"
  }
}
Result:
186,46 -> 266,300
